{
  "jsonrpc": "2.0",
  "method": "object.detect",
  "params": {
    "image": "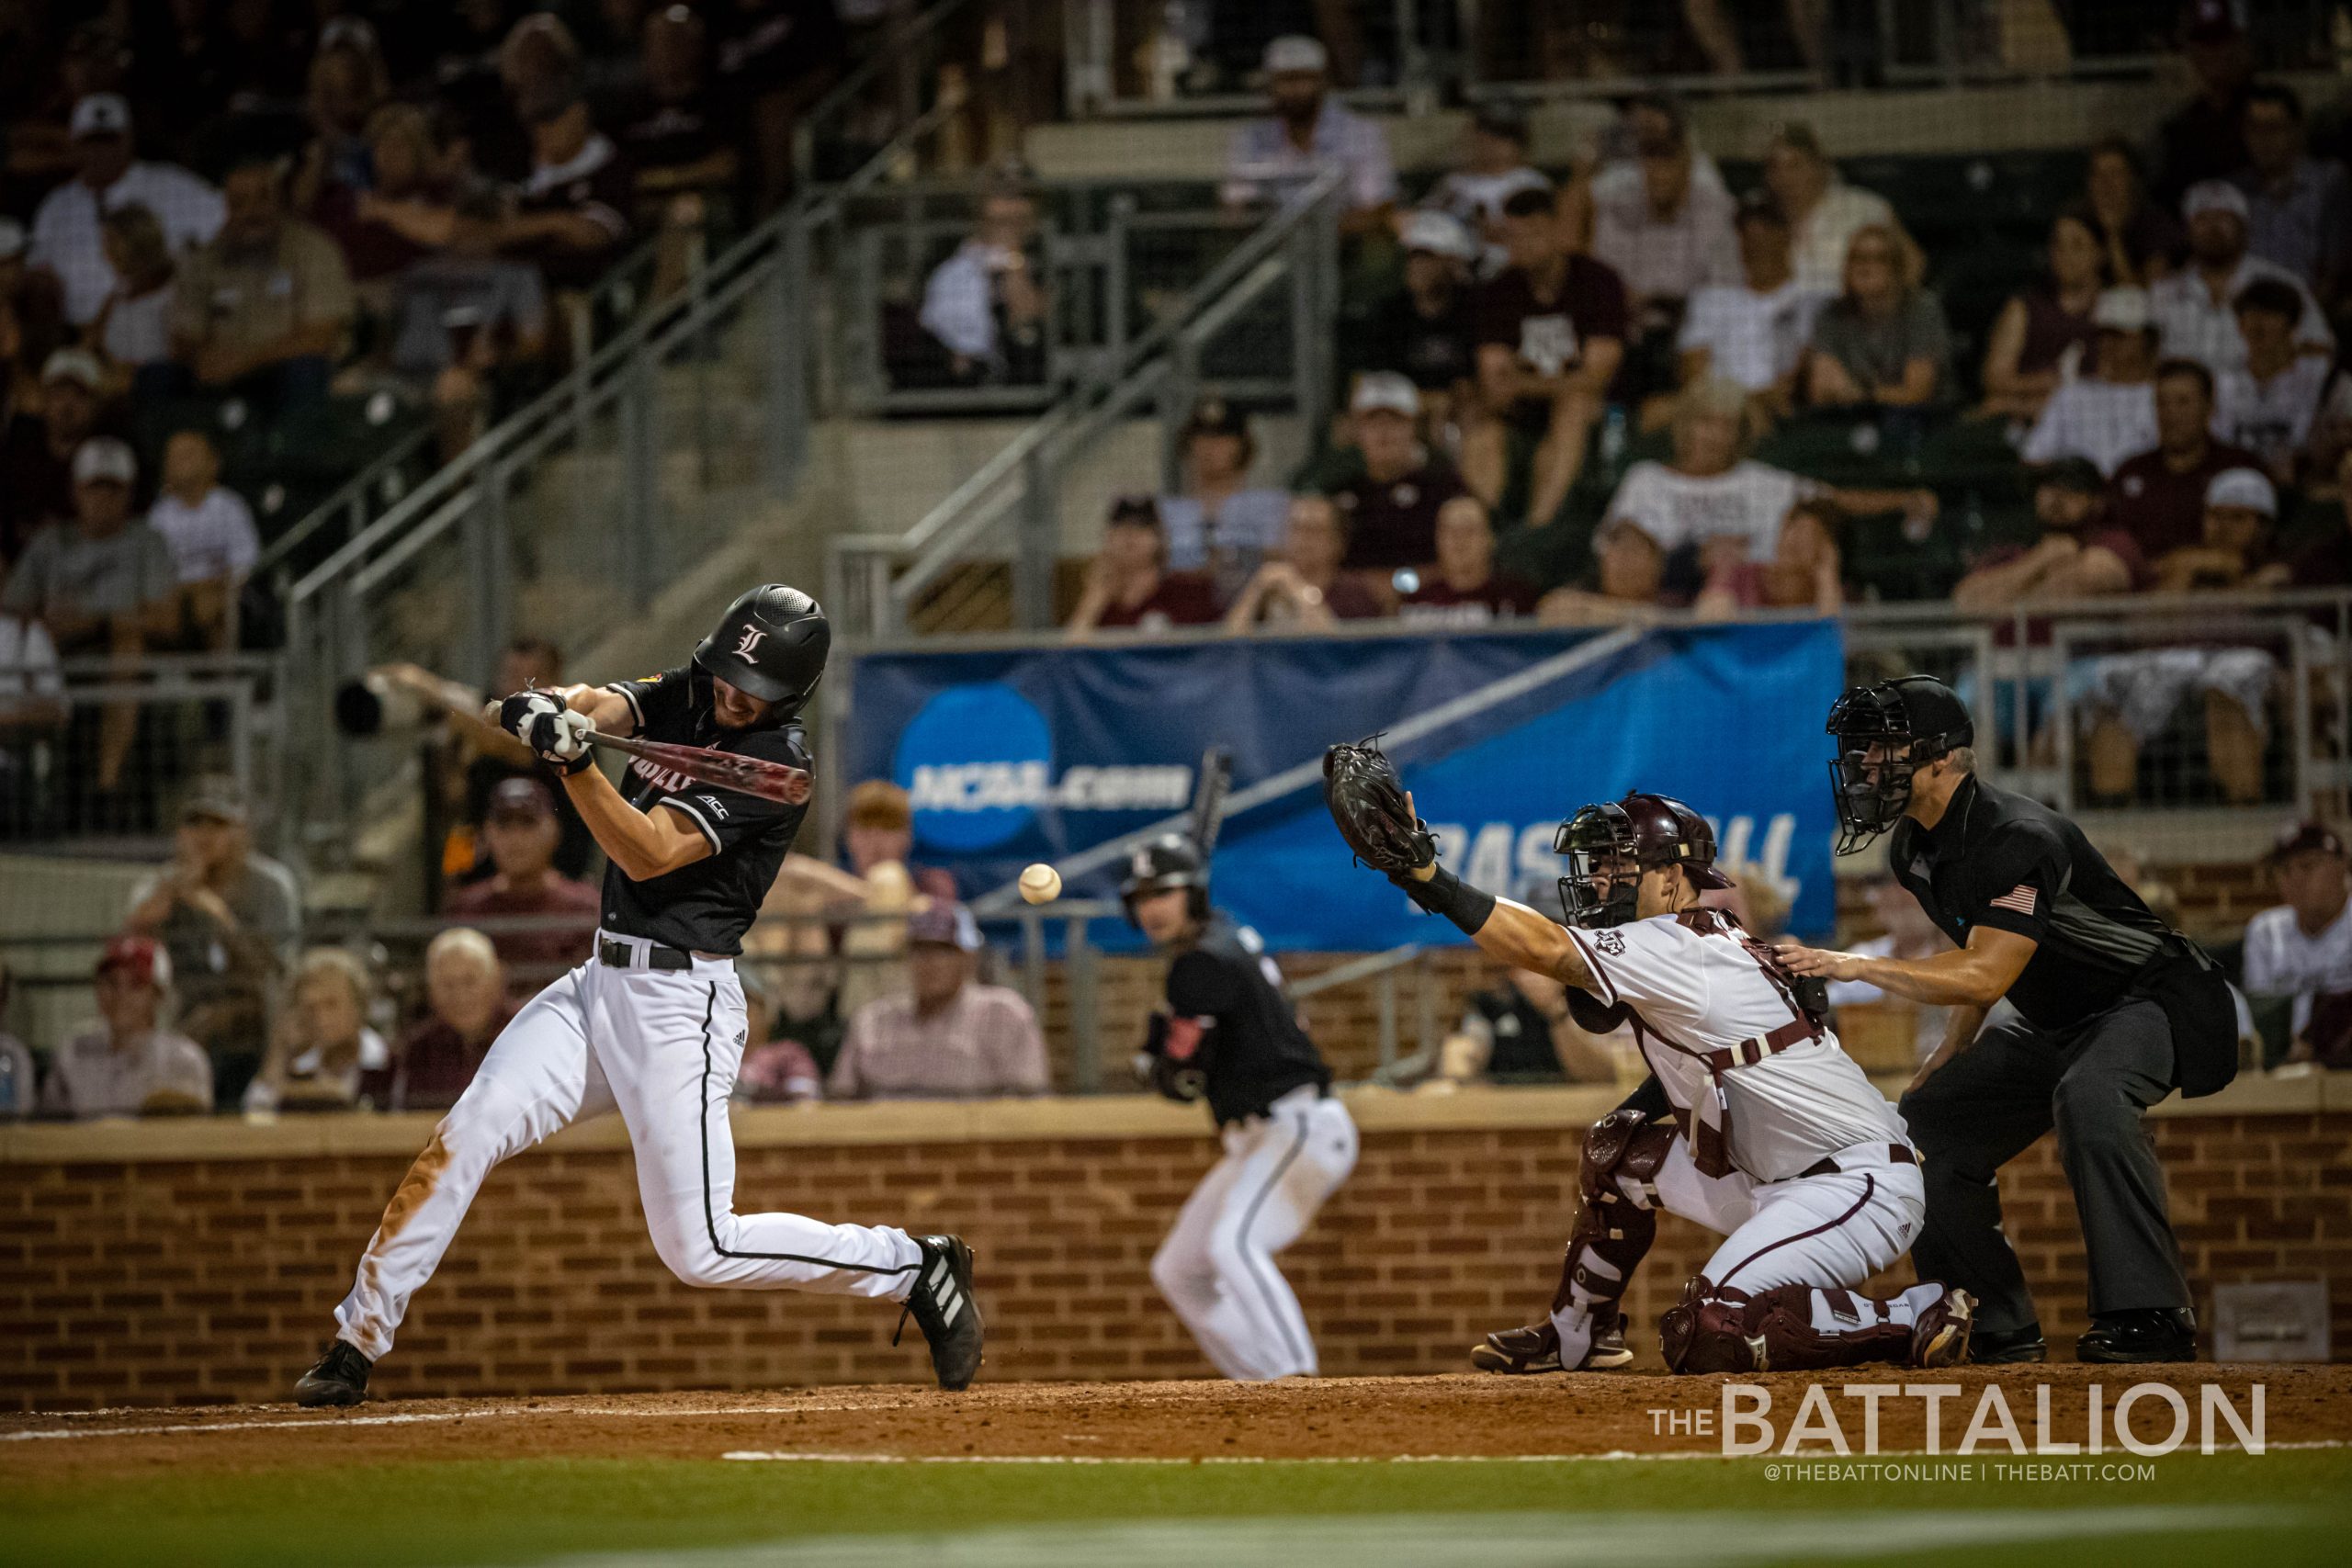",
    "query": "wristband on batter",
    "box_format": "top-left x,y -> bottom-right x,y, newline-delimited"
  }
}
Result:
1390,863 -> 1495,936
